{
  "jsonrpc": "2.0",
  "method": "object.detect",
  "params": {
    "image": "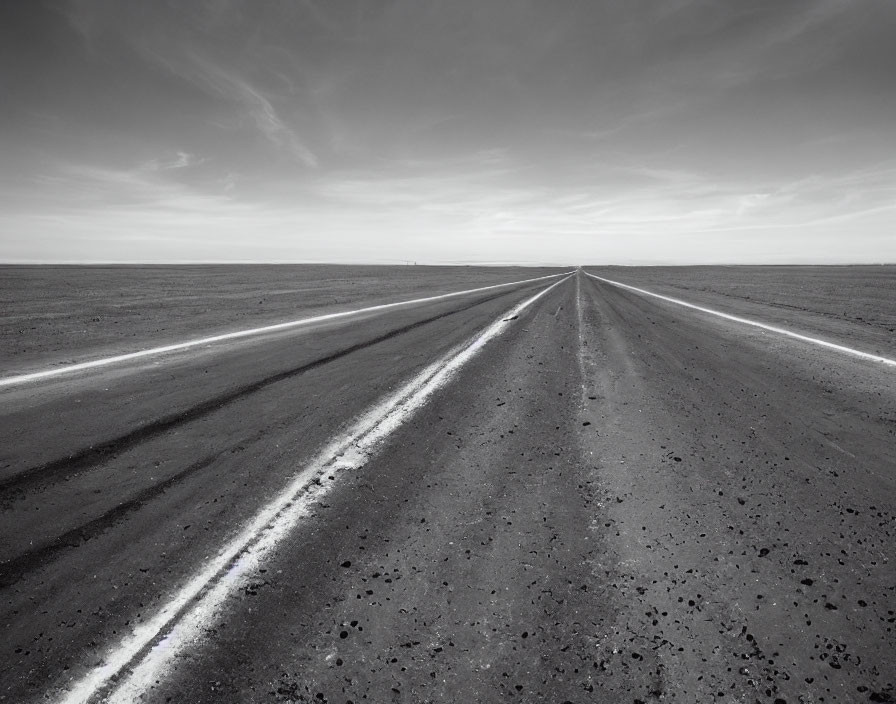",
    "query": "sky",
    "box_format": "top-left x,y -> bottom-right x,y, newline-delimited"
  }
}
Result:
1,0 -> 894,265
